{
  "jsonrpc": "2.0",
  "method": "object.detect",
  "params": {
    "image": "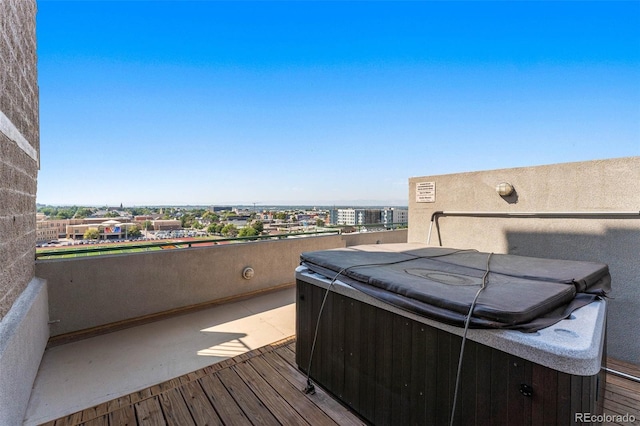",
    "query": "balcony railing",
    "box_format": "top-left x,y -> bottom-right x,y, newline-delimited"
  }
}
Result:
35,229 -> 341,259
35,223 -> 409,260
